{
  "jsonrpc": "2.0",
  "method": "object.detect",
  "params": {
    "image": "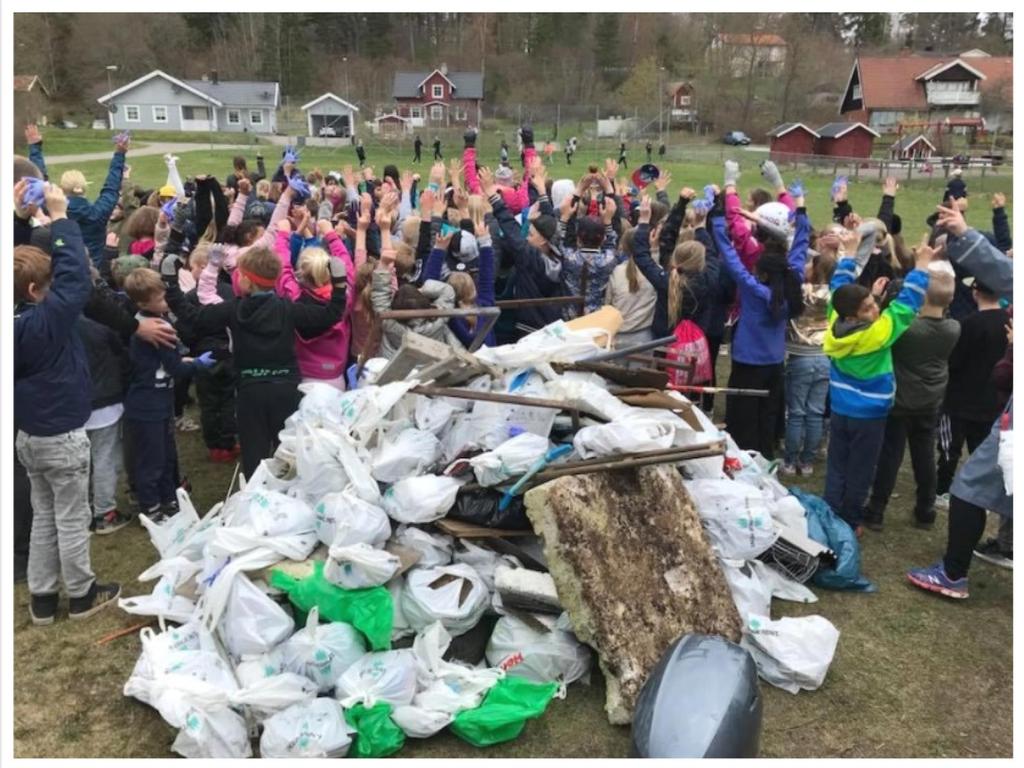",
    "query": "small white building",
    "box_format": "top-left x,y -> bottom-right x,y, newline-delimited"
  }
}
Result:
300,93 -> 359,138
